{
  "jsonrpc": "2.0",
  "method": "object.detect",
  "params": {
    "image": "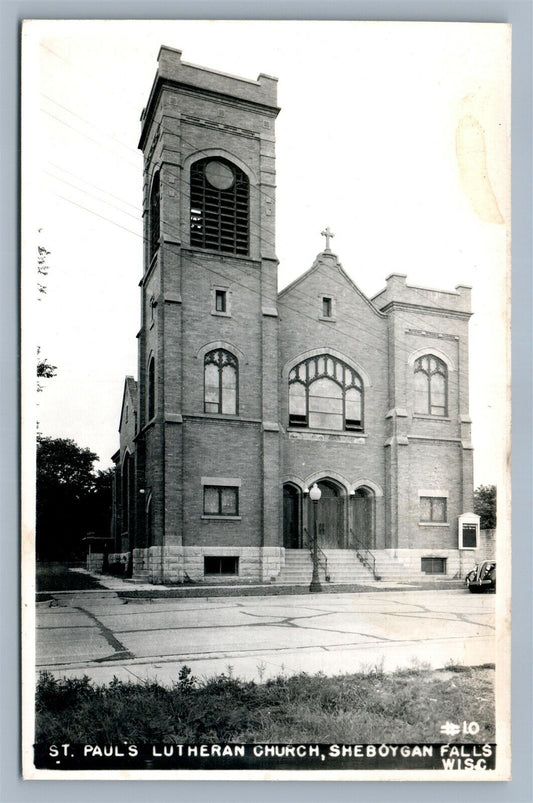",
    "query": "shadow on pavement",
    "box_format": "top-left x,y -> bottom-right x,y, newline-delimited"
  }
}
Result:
37,562 -> 106,594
